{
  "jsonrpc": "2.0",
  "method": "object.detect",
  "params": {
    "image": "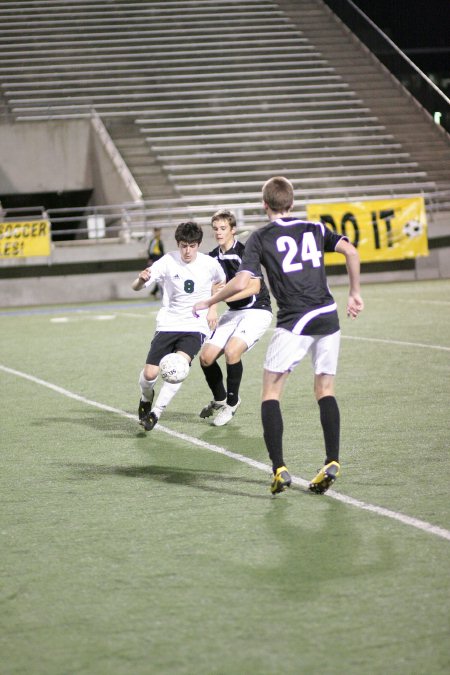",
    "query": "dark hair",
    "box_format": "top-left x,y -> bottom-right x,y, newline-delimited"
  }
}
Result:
174,221 -> 203,245
262,176 -> 294,213
211,208 -> 237,229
